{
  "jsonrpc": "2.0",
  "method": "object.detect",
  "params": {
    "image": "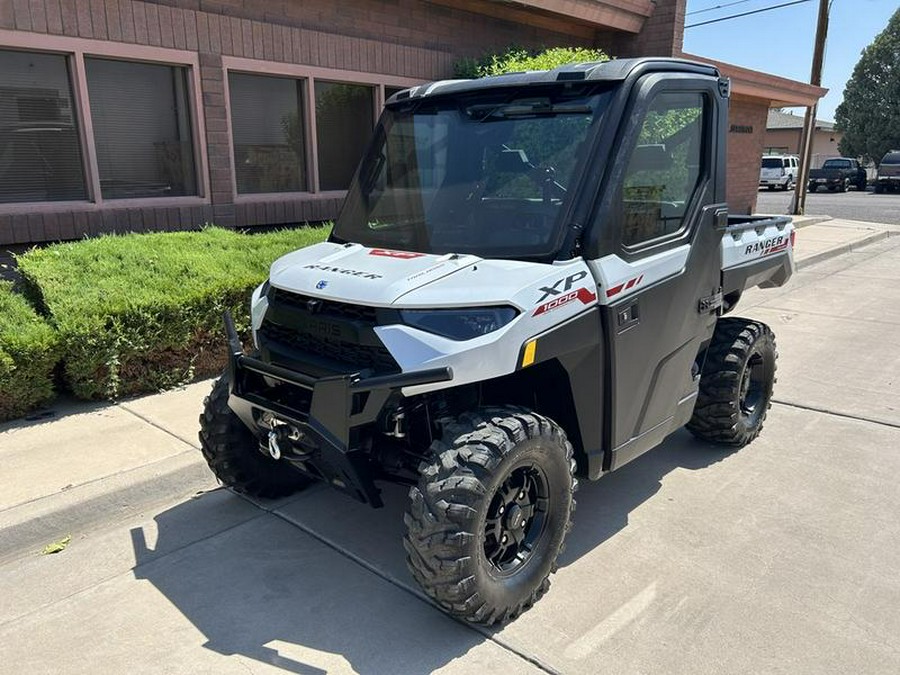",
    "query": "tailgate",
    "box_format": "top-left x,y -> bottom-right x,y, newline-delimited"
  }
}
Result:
721,215 -> 795,296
